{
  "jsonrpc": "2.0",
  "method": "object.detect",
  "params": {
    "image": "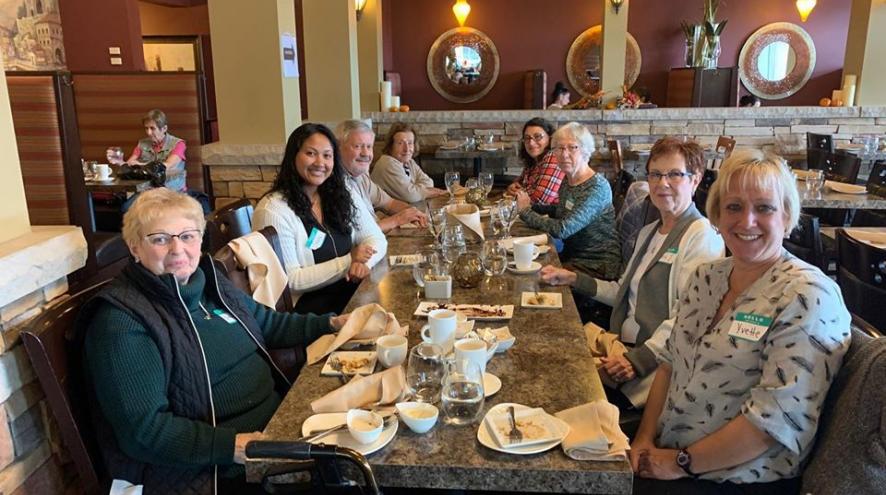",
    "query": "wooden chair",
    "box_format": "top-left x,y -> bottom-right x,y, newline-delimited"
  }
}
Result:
807,132 -> 834,152
693,169 -> 718,217
205,198 -> 254,254
21,282 -> 111,495
611,169 -> 636,215
836,228 -> 886,331
715,136 -> 736,157
866,160 -> 886,198
784,213 -> 825,271
607,139 -> 624,174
